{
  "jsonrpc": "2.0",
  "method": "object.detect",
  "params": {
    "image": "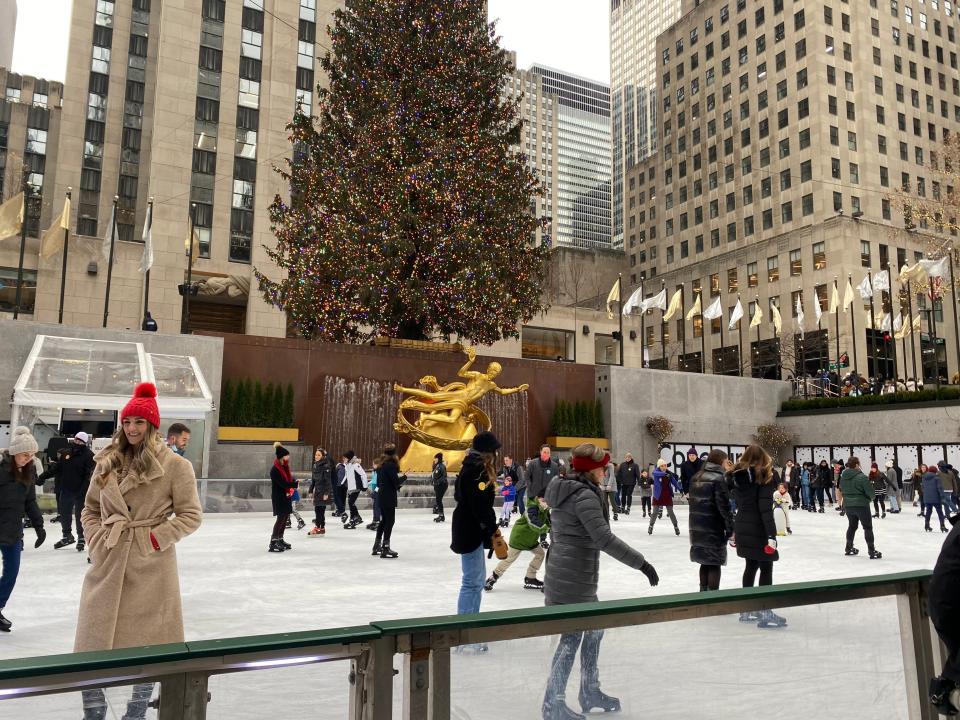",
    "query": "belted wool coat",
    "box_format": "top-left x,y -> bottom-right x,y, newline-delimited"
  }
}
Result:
74,444 -> 202,652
